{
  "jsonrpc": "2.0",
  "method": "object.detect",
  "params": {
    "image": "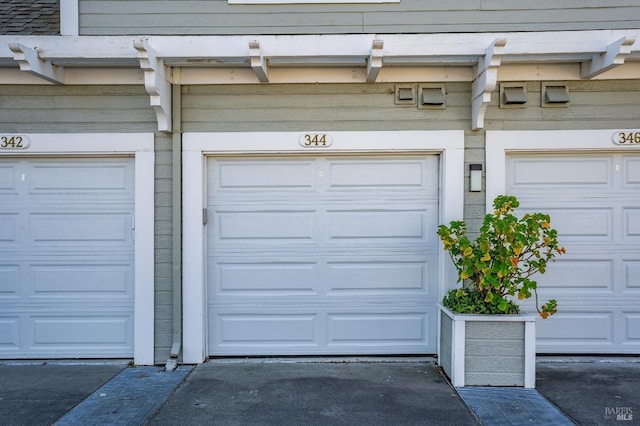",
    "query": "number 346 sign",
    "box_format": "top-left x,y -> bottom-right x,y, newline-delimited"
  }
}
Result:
613,131 -> 640,145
